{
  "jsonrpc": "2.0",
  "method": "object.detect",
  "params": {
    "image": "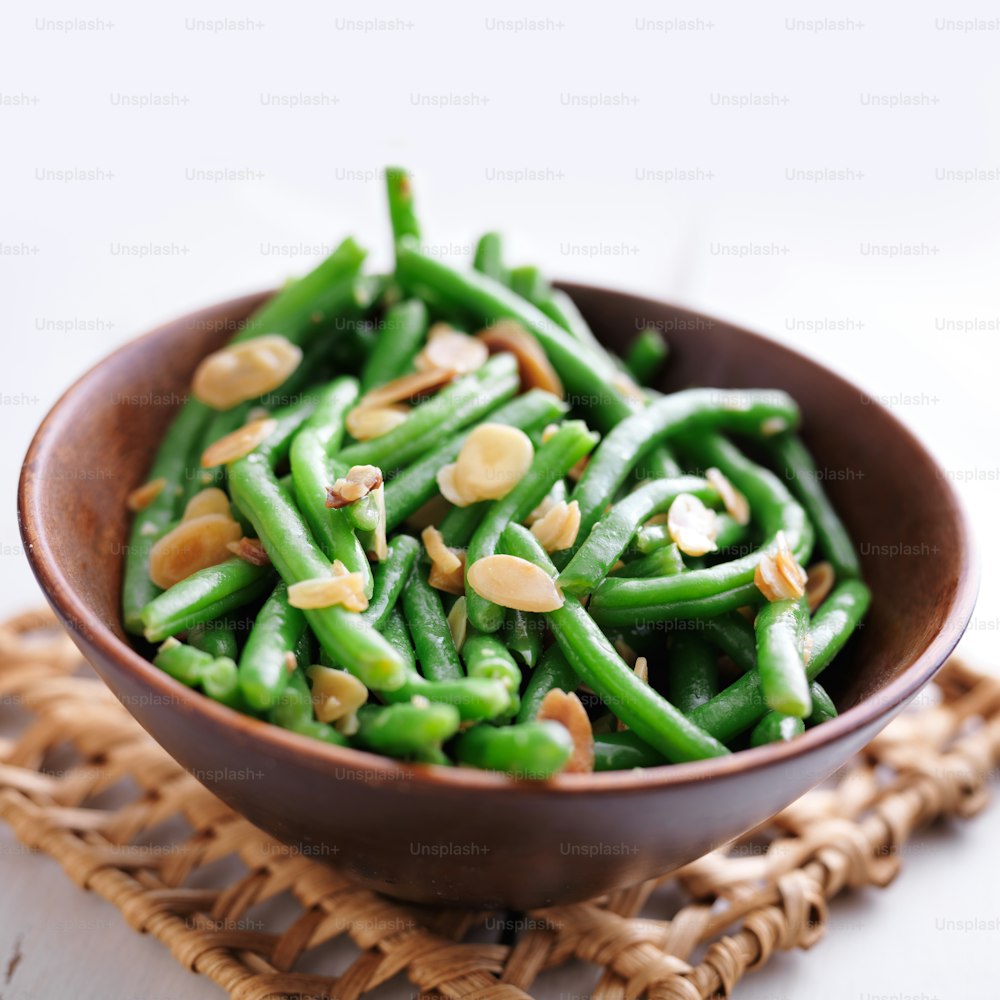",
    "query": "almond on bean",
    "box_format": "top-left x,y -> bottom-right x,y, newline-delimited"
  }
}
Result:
345,405 -> 409,442
288,571 -> 370,612
667,494 -> 719,557
805,561 -> 835,611
537,689 -> 594,774
453,423 -> 534,502
126,477 -> 167,512
307,664 -> 368,729
226,537 -> 271,567
326,465 -> 383,508
149,514 -> 243,589
355,368 -> 456,410
447,596 -> 468,652
475,320 -> 563,396
415,325 -> 489,375
530,500 -> 581,552
466,555 -> 564,613
436,463 -> 473,507
192,334 -> 303,410
422,526 -> 461,574
200,418 -> 276,468
705,468 -> 750,526
183,487 -> 232,521
754,531 -> 808,602
429,550 -> 467,596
